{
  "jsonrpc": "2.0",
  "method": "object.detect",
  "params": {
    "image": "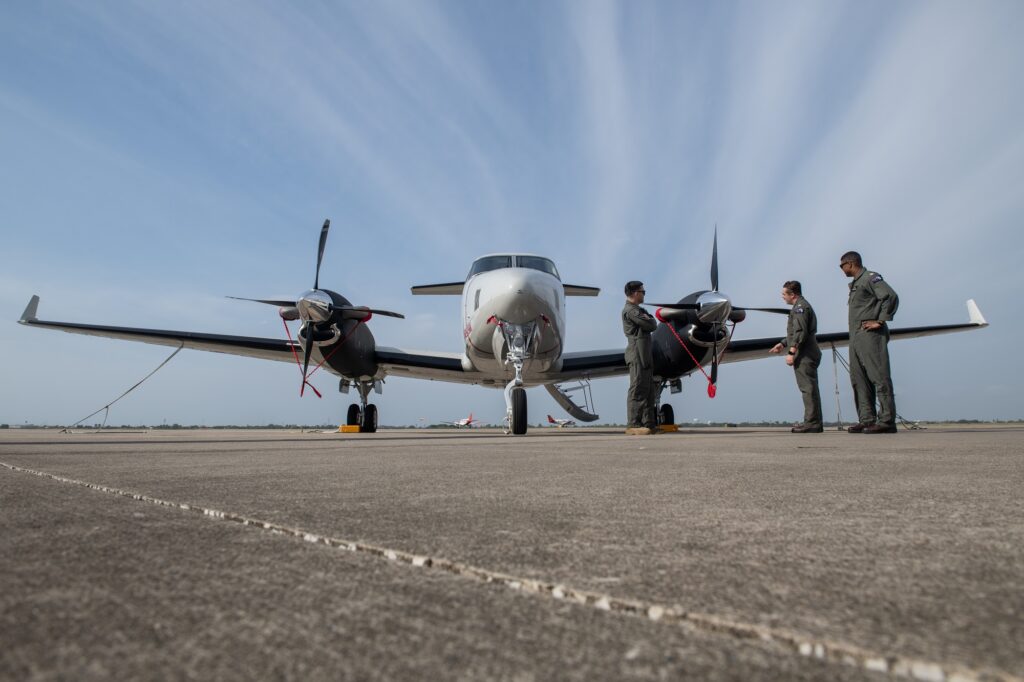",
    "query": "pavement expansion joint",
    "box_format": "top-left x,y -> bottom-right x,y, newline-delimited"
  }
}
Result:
2,459 -> 1018,682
